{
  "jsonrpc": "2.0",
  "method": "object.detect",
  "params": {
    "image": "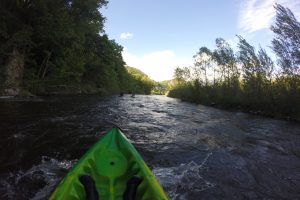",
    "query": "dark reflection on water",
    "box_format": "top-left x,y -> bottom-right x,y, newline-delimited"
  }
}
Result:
0,95 -> 299,199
